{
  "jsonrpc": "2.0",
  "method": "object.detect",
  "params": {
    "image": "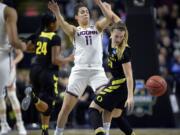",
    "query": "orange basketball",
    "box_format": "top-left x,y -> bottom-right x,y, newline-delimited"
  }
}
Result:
145,75 -> 167,97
